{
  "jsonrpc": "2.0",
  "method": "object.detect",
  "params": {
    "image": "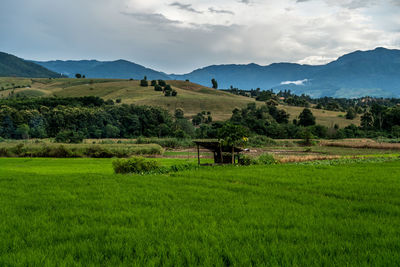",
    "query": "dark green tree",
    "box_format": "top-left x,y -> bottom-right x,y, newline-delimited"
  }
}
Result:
217,123 -> 249,164
298,108 -> 316,126
211,78 -> 218,89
